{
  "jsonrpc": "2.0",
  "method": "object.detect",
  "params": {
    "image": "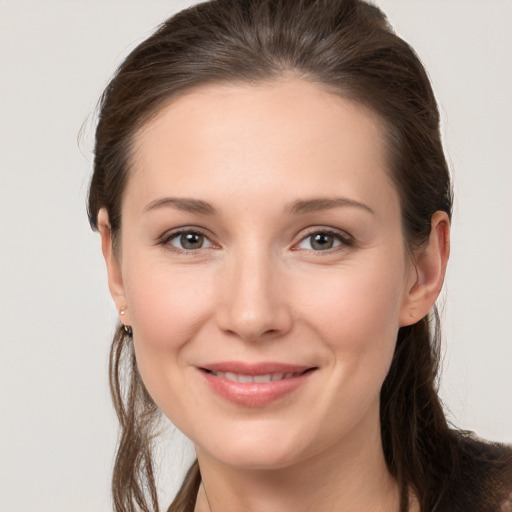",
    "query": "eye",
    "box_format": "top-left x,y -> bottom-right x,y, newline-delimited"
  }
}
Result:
163,229 -> 214,252
296,230 -> 352,252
